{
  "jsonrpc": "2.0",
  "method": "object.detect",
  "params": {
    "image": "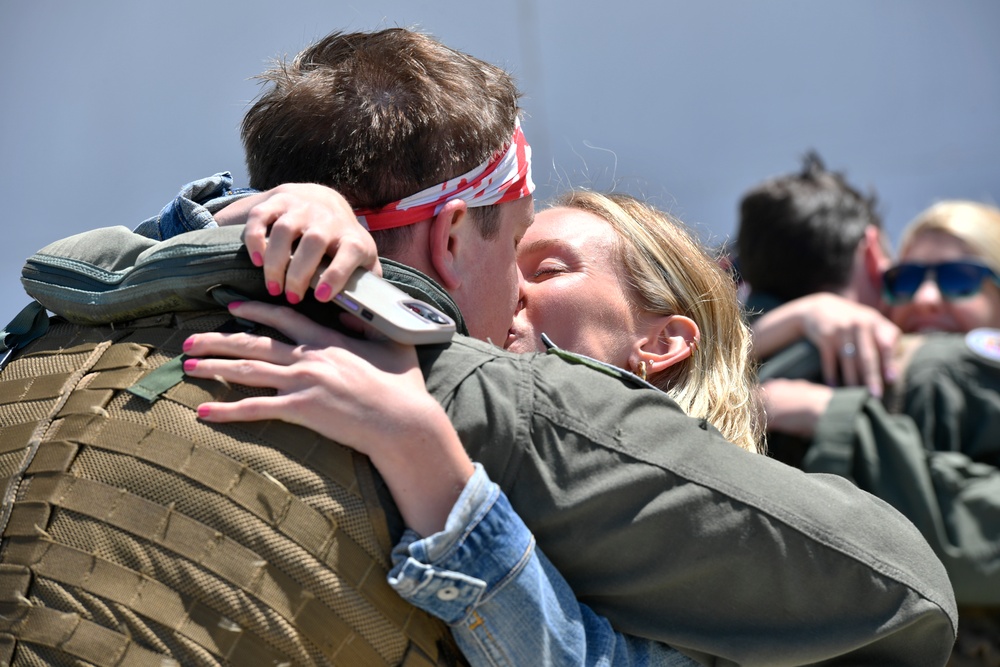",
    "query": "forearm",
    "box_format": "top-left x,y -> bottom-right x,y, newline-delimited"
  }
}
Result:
367,399 -> 475,538
750,298 -> 808,360
389,465 -> 695,667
